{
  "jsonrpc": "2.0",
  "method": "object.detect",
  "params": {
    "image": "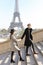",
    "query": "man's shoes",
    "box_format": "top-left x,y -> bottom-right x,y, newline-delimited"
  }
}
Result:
33,52 -> 38,54
11,60 -> 15,63
20,57 -> 24,61
26,54 -> 31,56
